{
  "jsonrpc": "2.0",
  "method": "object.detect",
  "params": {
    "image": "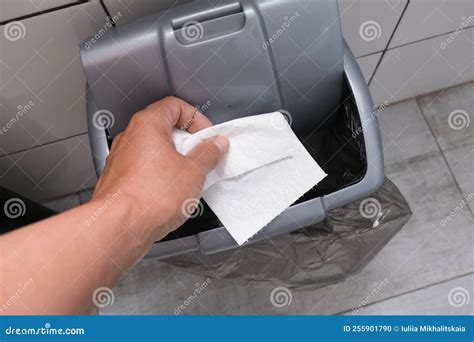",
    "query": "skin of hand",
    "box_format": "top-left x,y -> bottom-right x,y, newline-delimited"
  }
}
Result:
0,96 -> 229,315
93,96 -> 230,242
